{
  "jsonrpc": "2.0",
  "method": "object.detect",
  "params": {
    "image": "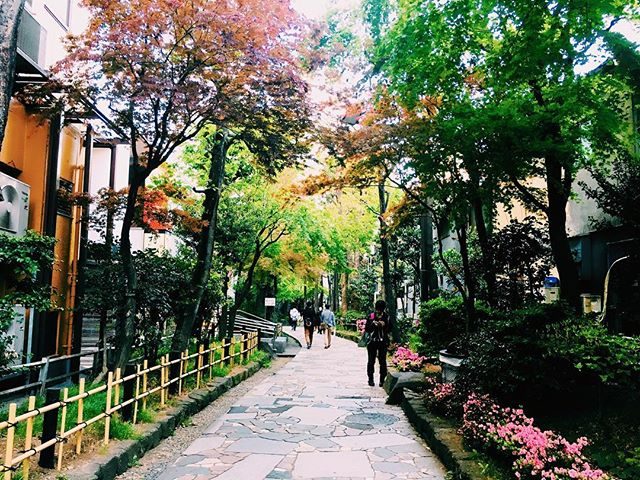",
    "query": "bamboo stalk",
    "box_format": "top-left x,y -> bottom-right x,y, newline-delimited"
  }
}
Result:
160,356 -> 166,407
208,344 -> 214,380
75,379 -> 85,454
104,372 -> 113,445
57,388 -> 69,470
22,396 -> 36,479
114,368 -> 121,409
230,337 -> 236,368
178,351 -> 184,395
133,364 -> 141,424
4,403 -> 16,480
197,345 -> 204,389
142,359 -> 148,411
